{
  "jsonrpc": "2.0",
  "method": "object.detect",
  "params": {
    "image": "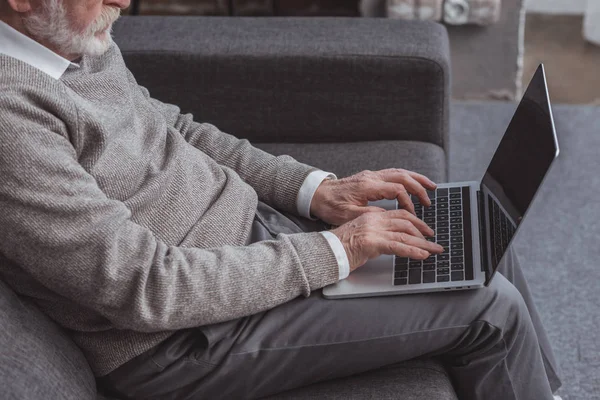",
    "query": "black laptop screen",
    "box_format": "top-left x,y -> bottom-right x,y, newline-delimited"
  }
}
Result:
481,65 -> 559,281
